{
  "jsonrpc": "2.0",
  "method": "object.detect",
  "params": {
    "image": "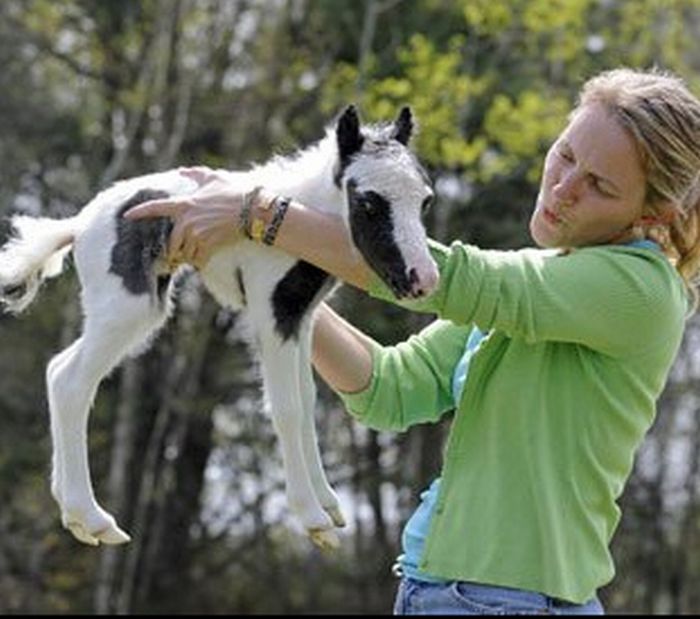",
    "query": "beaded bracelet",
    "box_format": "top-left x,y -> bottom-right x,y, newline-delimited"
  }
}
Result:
249,192 -> 276,243
238,187 -> 261,240
262,196 -> 291,246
